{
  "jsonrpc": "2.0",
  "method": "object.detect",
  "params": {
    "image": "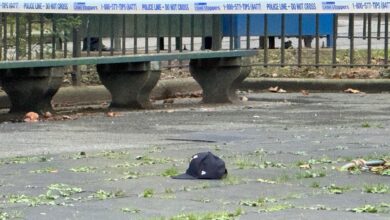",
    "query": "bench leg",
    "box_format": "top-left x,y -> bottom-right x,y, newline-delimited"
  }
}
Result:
189,57 -> 251,103
0,67 -> 63,113
97,62 -> 160,109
